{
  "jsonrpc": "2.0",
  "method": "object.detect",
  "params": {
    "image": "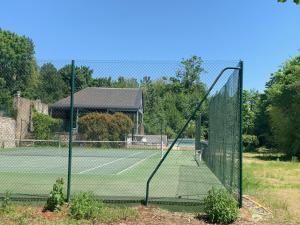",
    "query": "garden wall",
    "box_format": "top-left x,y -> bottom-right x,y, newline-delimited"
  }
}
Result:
0,116 -> 16,148
13,94 -> 48,139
